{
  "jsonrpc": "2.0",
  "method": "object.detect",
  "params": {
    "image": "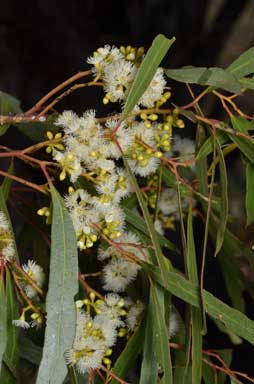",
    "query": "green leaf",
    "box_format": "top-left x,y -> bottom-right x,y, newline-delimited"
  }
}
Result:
36,185 -> 78,384
217,349 -> 232,384
0,268 -> 19,384
144,264 -> 254,344
166,67 -> 242,93
1,161 -> 14,201
187,206 -> 202,383
227,47 -> 254,78
140,309 -> 158,384
228,133 -> 254,163
123,207 -> 177,252
246,163 -> 254,226
202,360 -> 215,384
196,132 -> 228,160
0,276 -> 7,371
0,91 -> 21,136
122,34 -> 175,118
19,336 -> 42,366
231,115 -> 250,135
240,76 -> 254,90
150,284 -> 173,384
214,139 -> 228,256
123,157 -> 172,286
111,319 -> 145,384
